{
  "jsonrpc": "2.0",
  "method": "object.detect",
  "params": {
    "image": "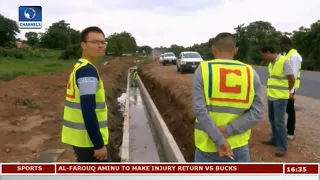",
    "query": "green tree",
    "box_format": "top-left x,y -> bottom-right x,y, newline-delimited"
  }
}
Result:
25,32 -> 39,46
0,14 -> 20,47
292,20 -> 320,70
167,44 -> 185,56
106,31 -> 137,55
154,46 -> 168,54
234,24 -> 250,61
156,19 -> 320,71
39,20 -> 80,49
233,21 -> 281,64
138,45 -> 152,54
